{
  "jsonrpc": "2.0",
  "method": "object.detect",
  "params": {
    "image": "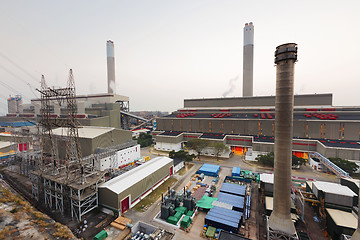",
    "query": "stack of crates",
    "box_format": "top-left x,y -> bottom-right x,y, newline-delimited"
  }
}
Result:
180,216 -> 192,229
186,210 -> 194,217
93,230 -> 108,240
167,216 -> 178,225
175,206 -> 188,215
